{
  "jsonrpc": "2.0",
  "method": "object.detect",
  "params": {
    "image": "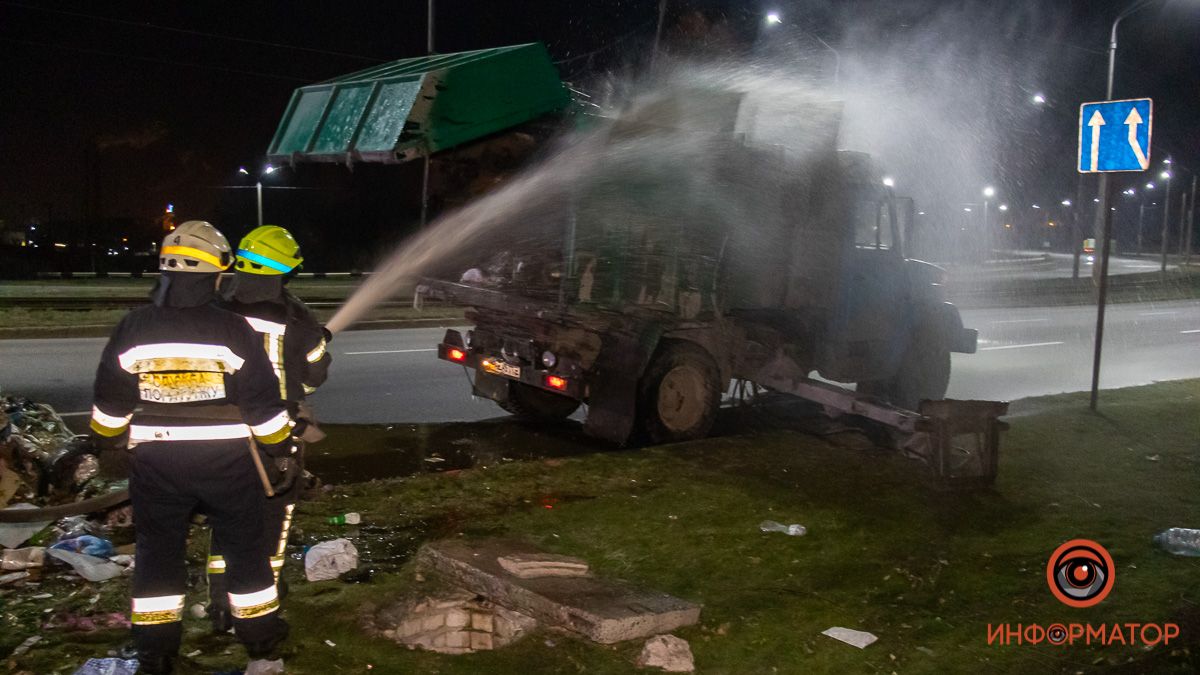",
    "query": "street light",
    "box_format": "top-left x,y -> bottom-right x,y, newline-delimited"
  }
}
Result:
1061,199 -> 1072,206
882,176 -> 895,187
239,165 -> 279,229
982,186 -> 995,230
763,11 -> 840,86
1032,93 -> 1046,104
999,204 -> 1008,212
